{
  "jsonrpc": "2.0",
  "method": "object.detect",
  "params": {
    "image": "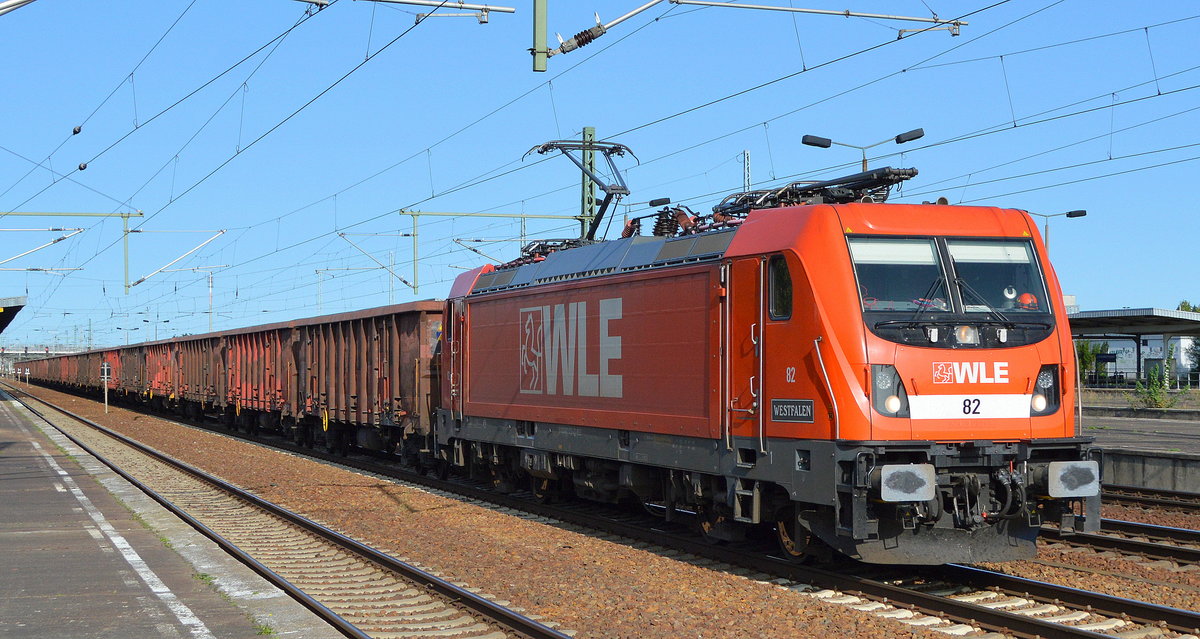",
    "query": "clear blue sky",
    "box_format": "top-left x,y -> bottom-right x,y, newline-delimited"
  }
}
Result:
2,0 -> 1198,347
